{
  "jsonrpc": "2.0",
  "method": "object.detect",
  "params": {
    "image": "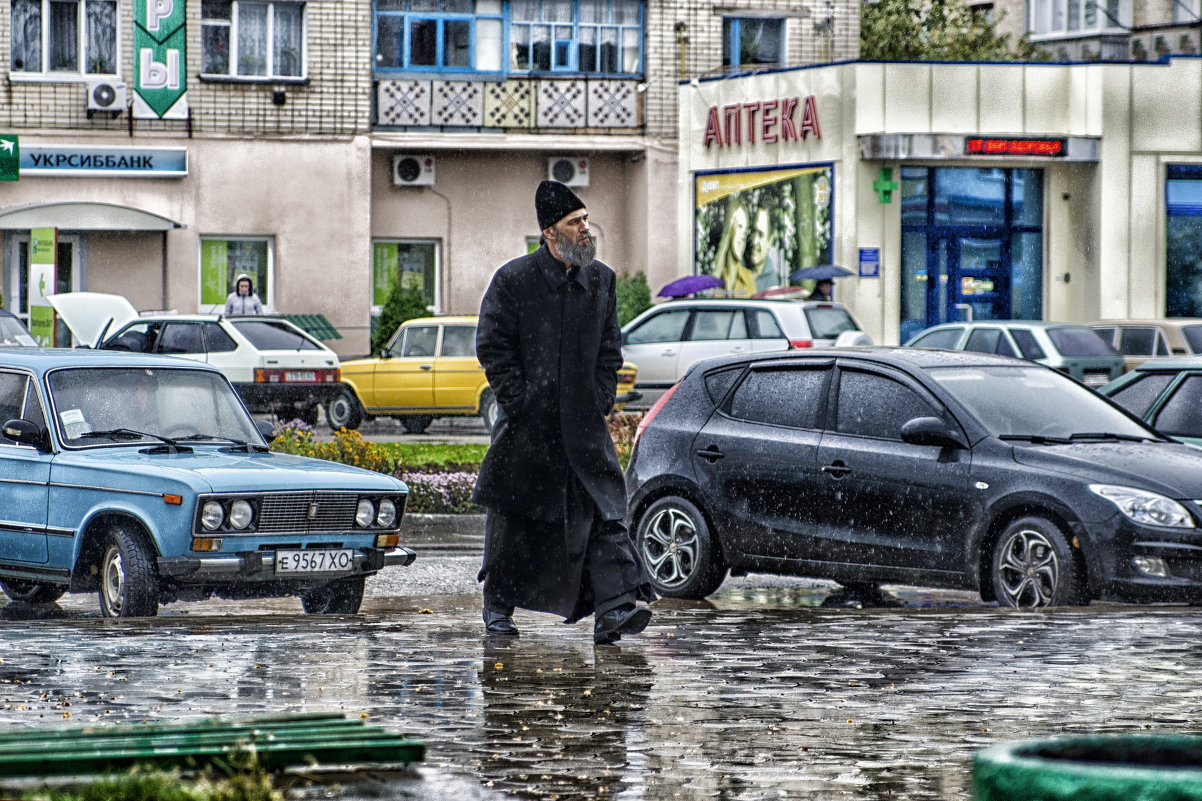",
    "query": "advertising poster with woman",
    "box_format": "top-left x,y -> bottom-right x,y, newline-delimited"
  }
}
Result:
694,164 -> 834,295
